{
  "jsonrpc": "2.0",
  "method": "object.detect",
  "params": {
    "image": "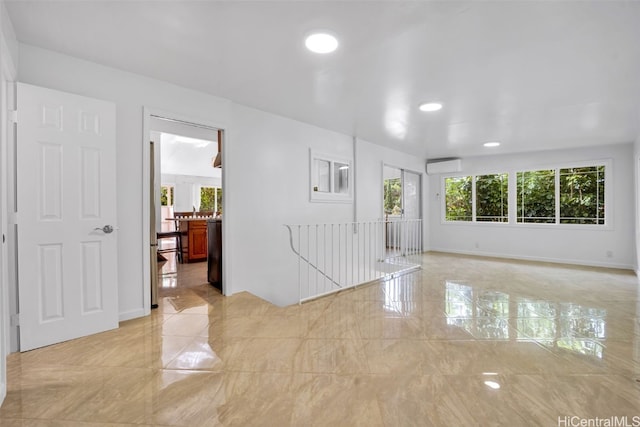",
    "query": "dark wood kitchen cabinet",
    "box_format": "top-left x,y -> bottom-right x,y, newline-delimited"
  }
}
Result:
177,219 -> 208,263
188,220 -> 208,262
